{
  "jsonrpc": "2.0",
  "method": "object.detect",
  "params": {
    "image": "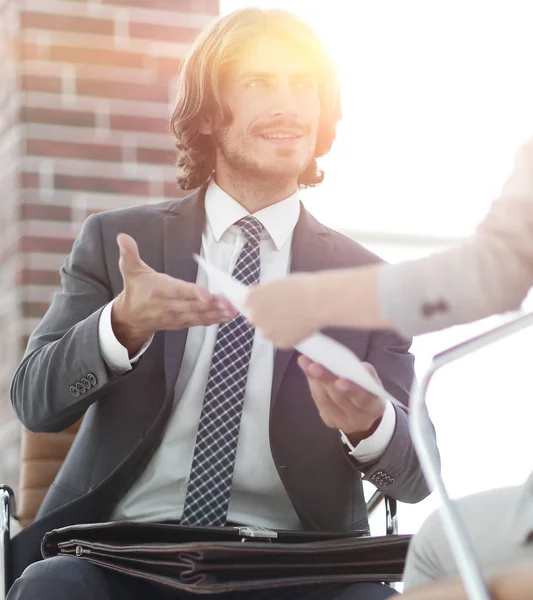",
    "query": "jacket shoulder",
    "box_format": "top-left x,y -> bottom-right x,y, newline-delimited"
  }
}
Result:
94,198 -> 181,226
326,226 -> 386,268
